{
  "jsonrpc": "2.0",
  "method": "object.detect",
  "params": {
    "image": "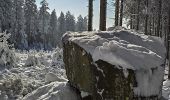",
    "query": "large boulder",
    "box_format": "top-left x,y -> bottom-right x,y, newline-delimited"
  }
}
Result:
62,29 -> 166,100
